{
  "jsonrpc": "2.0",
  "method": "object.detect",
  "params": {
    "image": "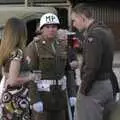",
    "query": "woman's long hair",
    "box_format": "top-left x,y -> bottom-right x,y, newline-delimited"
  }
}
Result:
0,17 -> 27,65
